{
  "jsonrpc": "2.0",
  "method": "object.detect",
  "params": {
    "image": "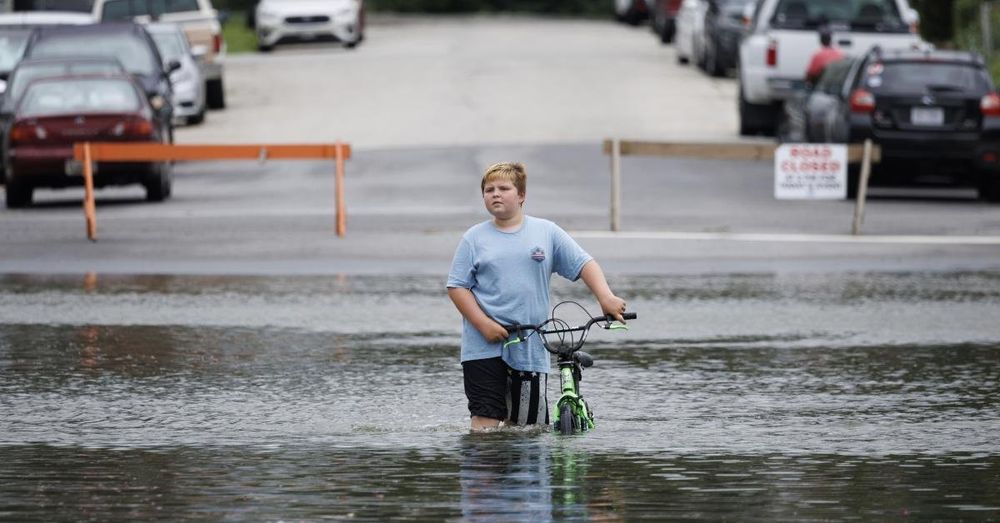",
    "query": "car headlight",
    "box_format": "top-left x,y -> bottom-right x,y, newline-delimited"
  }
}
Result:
257,7 -> 279,24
